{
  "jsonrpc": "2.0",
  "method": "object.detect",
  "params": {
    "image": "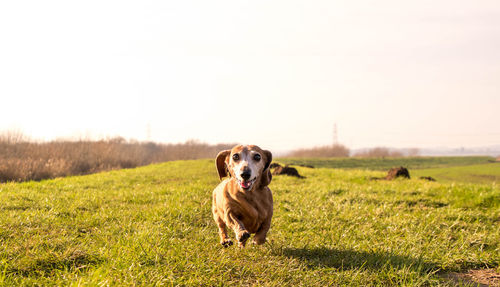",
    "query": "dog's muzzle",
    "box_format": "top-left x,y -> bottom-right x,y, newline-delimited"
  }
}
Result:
238,177 -> 256,190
